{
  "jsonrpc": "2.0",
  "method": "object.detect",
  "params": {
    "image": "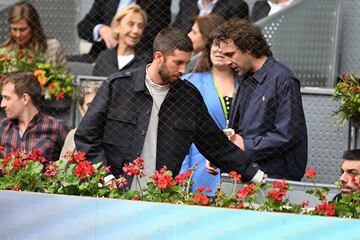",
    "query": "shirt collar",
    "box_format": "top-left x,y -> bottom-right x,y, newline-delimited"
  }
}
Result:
197,0 -> 219,16
248,56 -> 274,84
9,111 -> 43,127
